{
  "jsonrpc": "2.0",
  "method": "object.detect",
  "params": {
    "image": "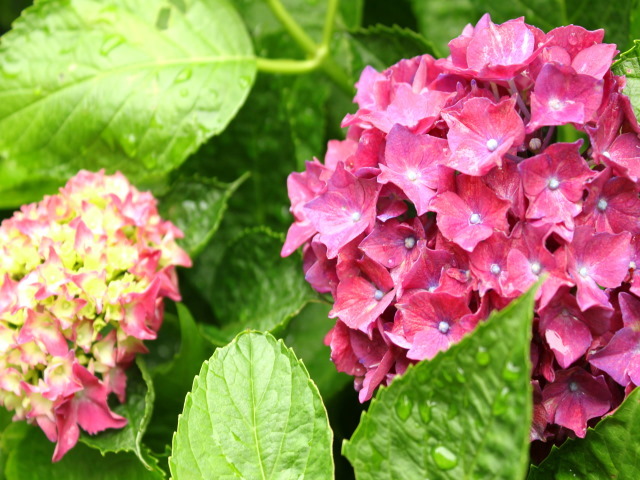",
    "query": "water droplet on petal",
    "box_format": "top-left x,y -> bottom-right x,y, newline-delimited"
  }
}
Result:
432,446 -> 458,470
395,394 -> 413,421
100,34 -> 125,56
